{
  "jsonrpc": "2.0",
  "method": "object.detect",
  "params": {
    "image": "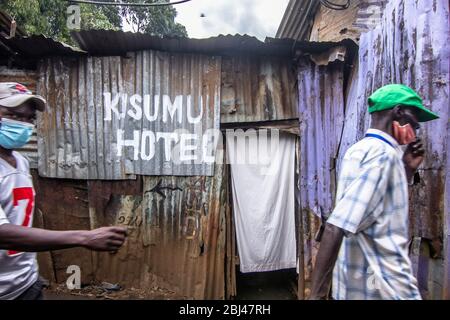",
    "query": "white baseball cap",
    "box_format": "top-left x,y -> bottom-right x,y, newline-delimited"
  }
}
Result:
0,82 -> 46,111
